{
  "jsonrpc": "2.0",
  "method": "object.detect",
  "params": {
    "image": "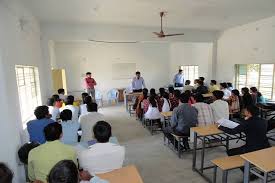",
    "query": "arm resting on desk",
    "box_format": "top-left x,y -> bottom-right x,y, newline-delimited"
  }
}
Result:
218,122 -> 246,135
